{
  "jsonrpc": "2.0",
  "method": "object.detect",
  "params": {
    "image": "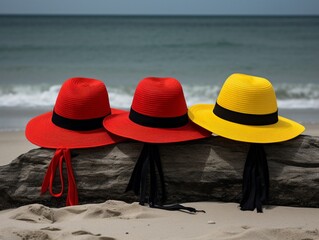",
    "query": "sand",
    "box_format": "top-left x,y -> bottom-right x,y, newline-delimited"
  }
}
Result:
0,200 -> 319,240
0,126 -> 318,240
